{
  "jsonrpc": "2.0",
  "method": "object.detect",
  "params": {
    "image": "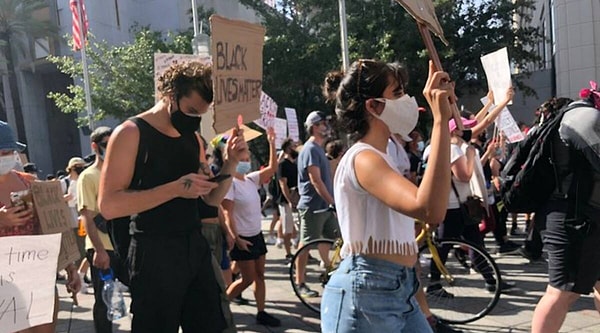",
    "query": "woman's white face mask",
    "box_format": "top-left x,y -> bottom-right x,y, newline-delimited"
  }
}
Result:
0,153 -> 16,175
372,95 -> 419,137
